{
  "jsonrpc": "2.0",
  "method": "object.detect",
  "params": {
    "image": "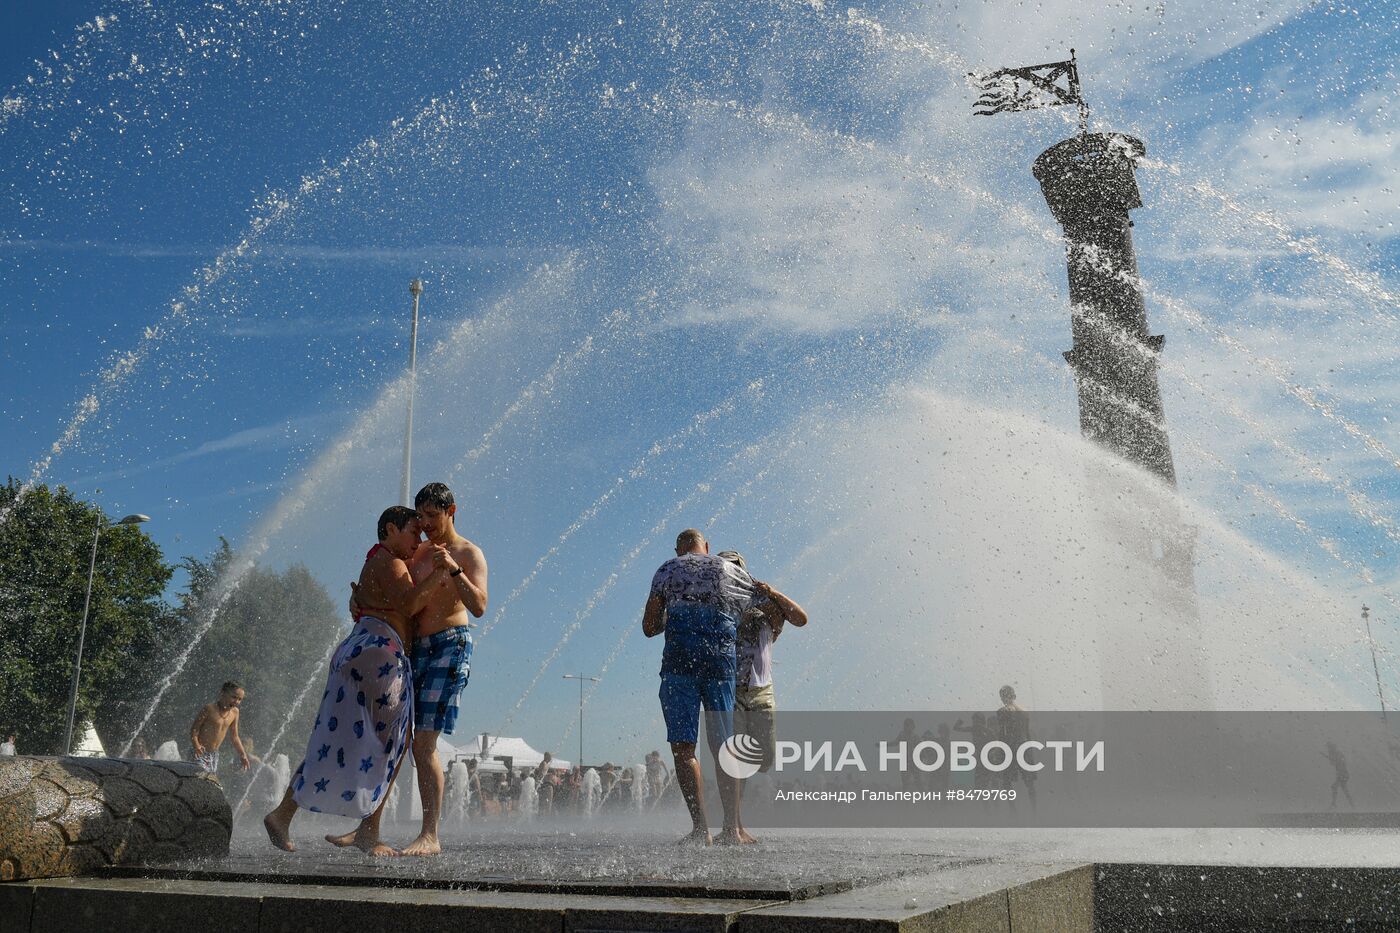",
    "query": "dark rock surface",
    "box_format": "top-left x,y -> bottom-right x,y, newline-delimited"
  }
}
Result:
0,756 -> 230,881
